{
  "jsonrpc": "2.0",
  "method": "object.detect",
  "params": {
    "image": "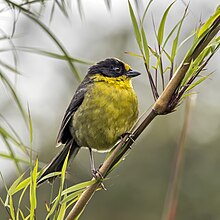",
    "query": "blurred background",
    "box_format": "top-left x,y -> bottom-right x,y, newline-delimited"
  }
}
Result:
0,0 -> 220,219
